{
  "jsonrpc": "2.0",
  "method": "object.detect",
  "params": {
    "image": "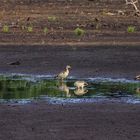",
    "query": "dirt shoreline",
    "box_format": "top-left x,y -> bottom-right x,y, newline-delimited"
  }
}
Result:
0,102 -> 140,140
0,45 -> 139,79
